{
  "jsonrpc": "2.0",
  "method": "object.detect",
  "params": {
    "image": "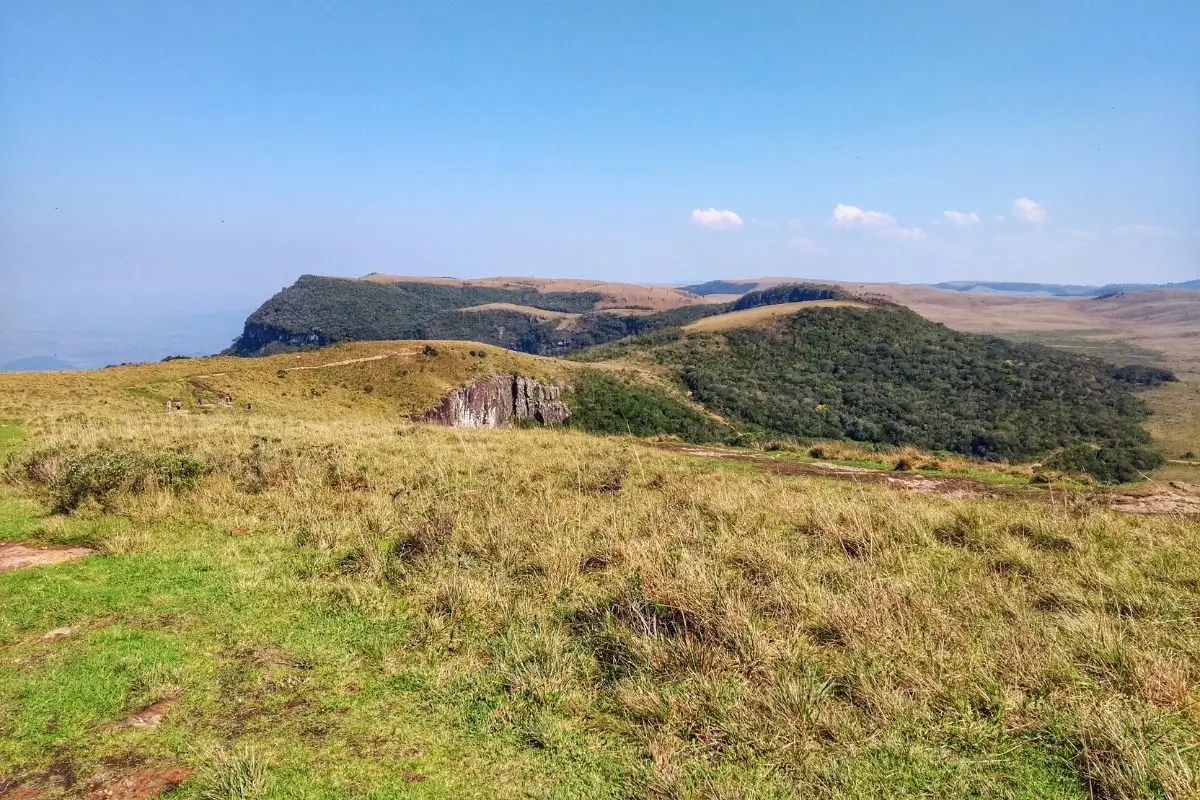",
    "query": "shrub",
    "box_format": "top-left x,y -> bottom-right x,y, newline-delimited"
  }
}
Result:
1046,445 -> 1164,484
564,372 -> 735,444
1110,364 -> 1177,388
45,448 -> 209,512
